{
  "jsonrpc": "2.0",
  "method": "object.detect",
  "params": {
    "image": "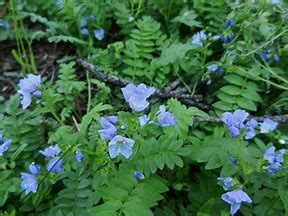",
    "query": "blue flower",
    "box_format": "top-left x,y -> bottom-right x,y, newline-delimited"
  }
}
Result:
217,177 -> 235,191
121,83 -> 156,112
224,19 -> 236,28
221,190 -> 252,215
29,162 -> 41,175
20,173 -> 39,195
229,157 -> 238,165
0,137 -> 12,156
245,119 -> 258,140
271,0 -> 281,4
75,149 -> 84,162
134,171 -> 145,181
98,116 -> 118,140
81,28 -> 89,35
138,115 -> 150,127
0,20 -> 10,29
274,55 -> 280,63
56,0 -> 62,8
207,64 -> 220,73
80,18 -> 87,27
157,105 -> 178,127
221,110 -> 249,137
18,74 -> 41,109
192,31 -> 207,47
263,146 -> 285,175
94,28 -> 105,40
108,135 -> 135,159
222,33 -> 235,43
259,118 -> 278,133
39,144 -> 61,158
262,52 -> 270,62
213,35 -> 221,41
47,156 -> 63,173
